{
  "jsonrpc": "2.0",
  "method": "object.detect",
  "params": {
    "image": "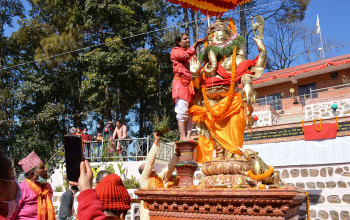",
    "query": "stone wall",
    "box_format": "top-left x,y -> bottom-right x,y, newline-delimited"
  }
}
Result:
276,163 -> 350,220
305,98 -> 350,121
193,163 -> 350,220
253,105 -> 279,127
